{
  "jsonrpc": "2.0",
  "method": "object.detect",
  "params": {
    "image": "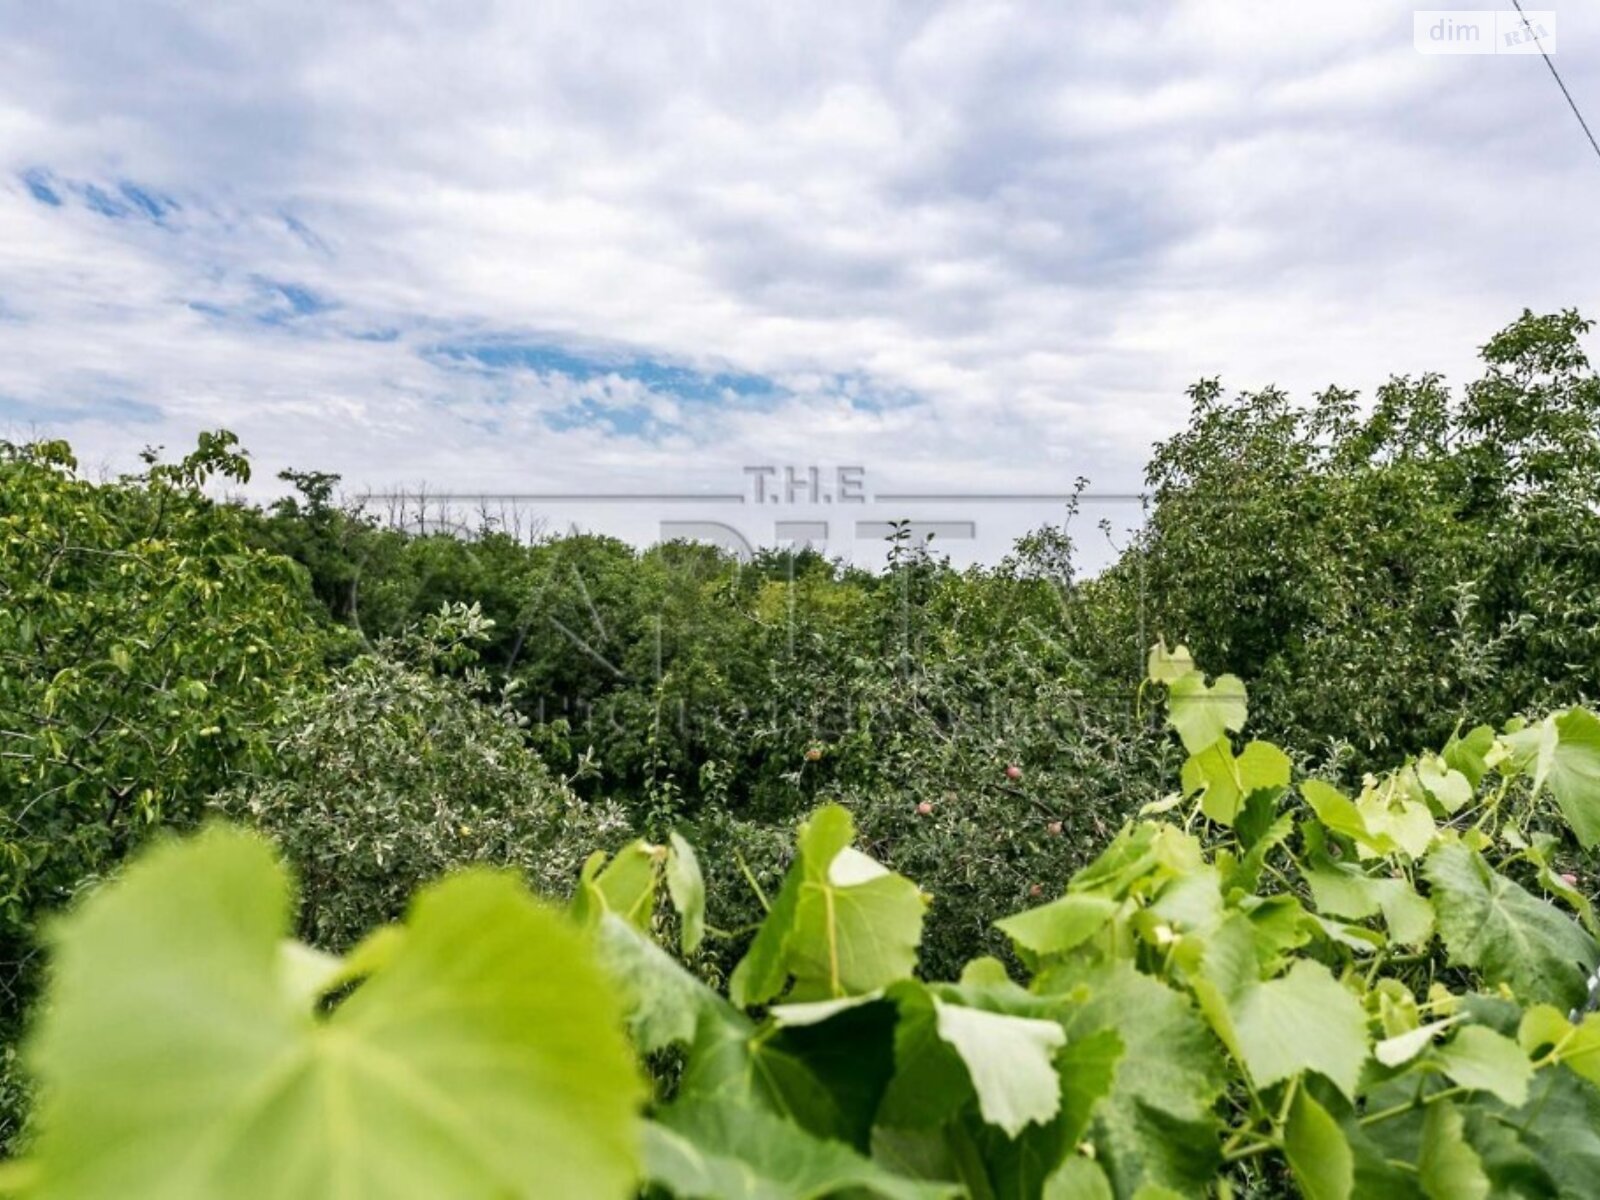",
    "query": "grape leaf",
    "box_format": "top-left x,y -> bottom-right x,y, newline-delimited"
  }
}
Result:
969,1028 -> 1123,1200
1443,724 -> 1496,789
26,826 -> 644,1200
1227,960 -> 1370,1101
643,1099 -> 957,1200
1166,672 -> 1247,754
1417,1101 -> 1490,1200
1433,1026 -> 1533,1107
690,995 -> 896,1150
1416,754 -> 1473,814
995,893 -> 1118,963
1355,784 -> 1436,861
1509,1066 -> 1600,1200
1284,1088 -> 1353,1200
1042,1156 -> 1114,1199
572,840 -> 662,930
874,981 -> 1067,1136
1304,858 -> 1433,948
934,999 -> 1066,1136
1145,641 -> 1196,684
730,805 -> 926,1007
1425,843 -> 1598,1010
595,915 -> 745,1055
1181,739 -> 1289,827
1505,708 -> 1600,848
1517,1007 -> 1600,1087
1051,961 -> 1225,1196
1301,780 -> 1399,855
667,832 -> 707,954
